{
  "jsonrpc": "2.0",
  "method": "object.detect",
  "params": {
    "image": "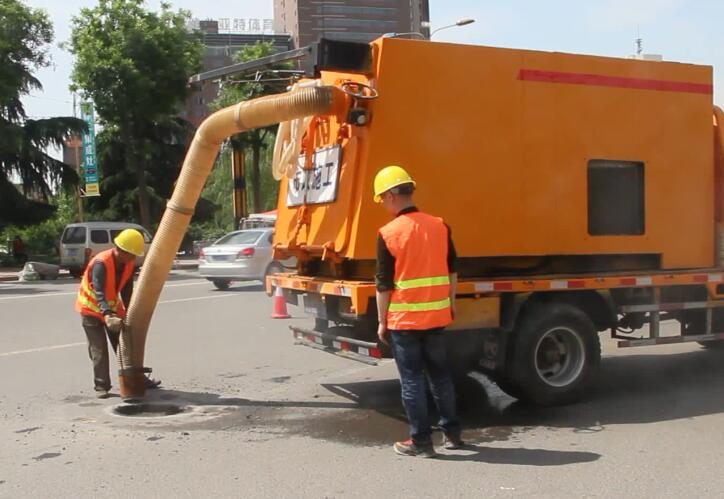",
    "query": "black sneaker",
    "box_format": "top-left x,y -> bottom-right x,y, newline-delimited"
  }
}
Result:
442,432 -> 465,450
144,376 -> 161,389
393,439 -> 437,458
